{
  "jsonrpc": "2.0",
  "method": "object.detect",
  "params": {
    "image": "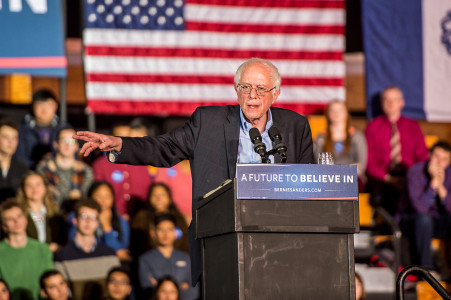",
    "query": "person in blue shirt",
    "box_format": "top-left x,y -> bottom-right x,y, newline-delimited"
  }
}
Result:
139,214 -> 199,300
67,181 -> 130,261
